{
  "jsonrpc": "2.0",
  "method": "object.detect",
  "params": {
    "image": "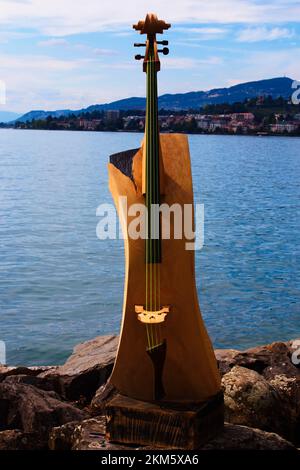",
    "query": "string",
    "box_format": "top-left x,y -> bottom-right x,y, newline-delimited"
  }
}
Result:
149,55 -> 154,348
155,50 -> 162,346
152,53 -> 158,348
145,41 -> 162,350
145,52 -> 151,349
151,52 -> 158,345
152,55 -> 159,347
